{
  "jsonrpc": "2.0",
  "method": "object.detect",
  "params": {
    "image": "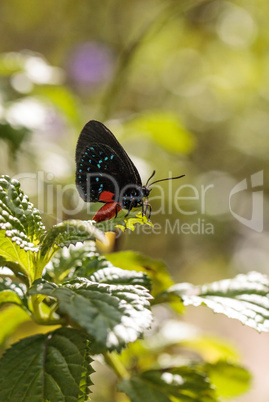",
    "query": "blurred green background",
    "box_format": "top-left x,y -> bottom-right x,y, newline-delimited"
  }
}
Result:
0,0 -> 268,400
